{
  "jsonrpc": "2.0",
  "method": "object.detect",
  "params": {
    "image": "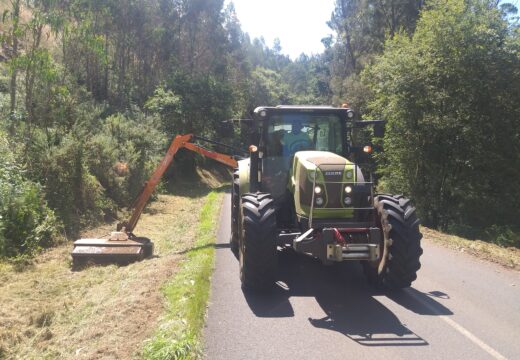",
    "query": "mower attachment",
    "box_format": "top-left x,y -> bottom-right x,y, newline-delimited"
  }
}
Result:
71,232 -> 153,267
